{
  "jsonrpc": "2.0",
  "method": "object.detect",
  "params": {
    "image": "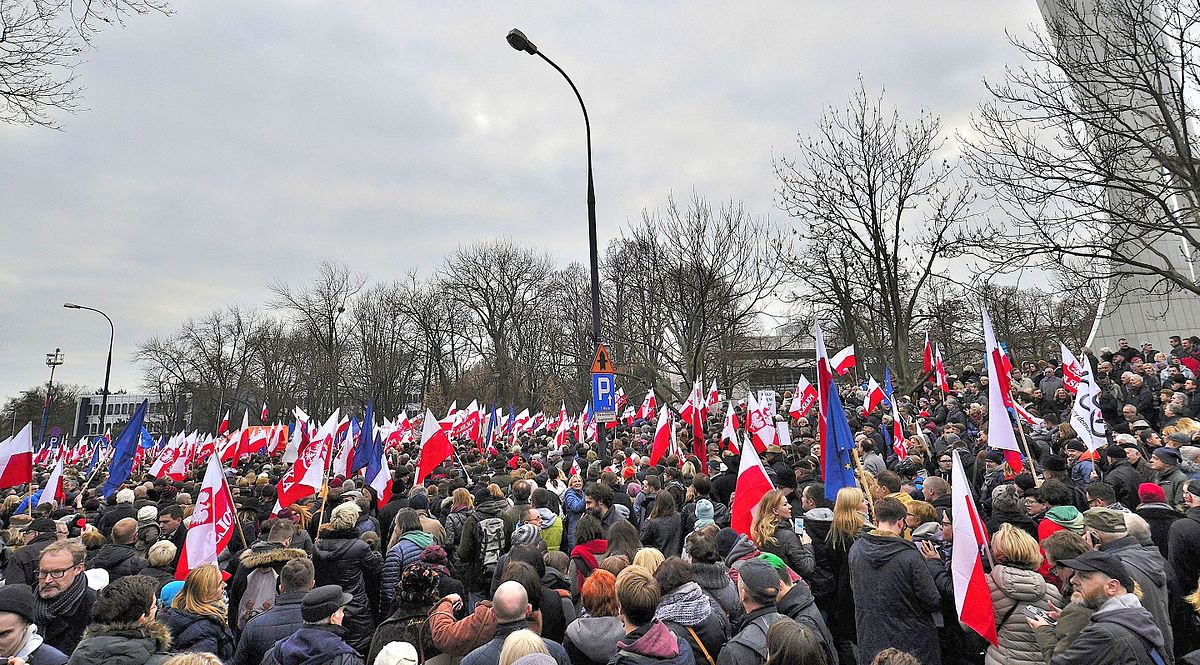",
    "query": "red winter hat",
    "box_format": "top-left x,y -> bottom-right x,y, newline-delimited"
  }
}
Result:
1138,482 -> 1166,503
